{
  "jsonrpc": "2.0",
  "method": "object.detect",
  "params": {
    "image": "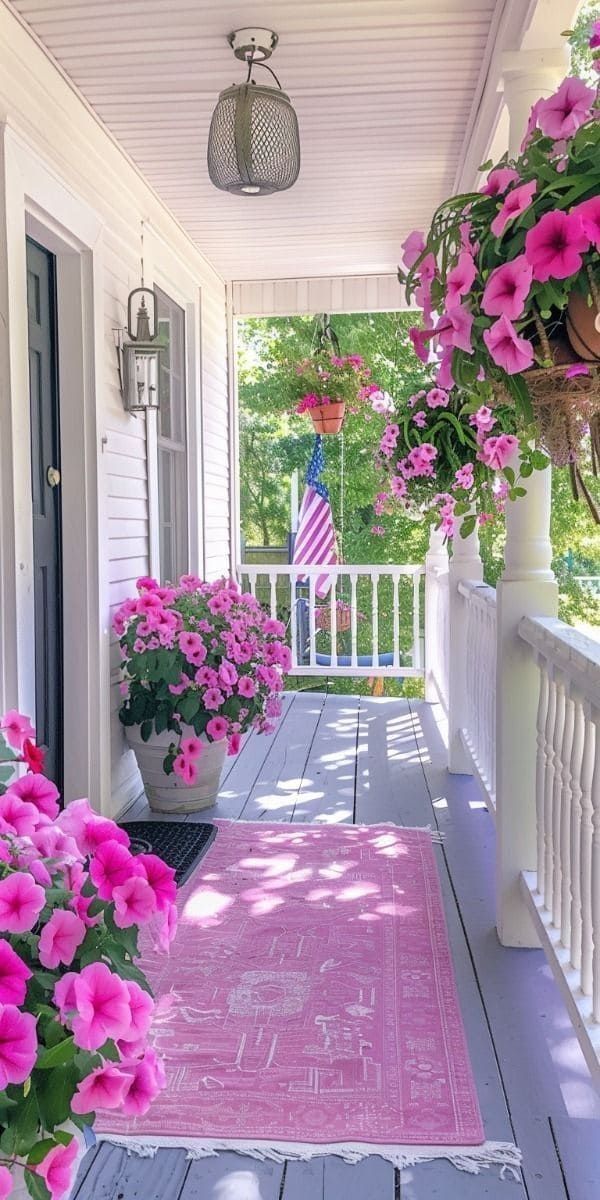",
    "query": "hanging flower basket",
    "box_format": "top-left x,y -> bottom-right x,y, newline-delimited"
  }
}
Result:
310,401 -> 346,435
566,271 -> 600,361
